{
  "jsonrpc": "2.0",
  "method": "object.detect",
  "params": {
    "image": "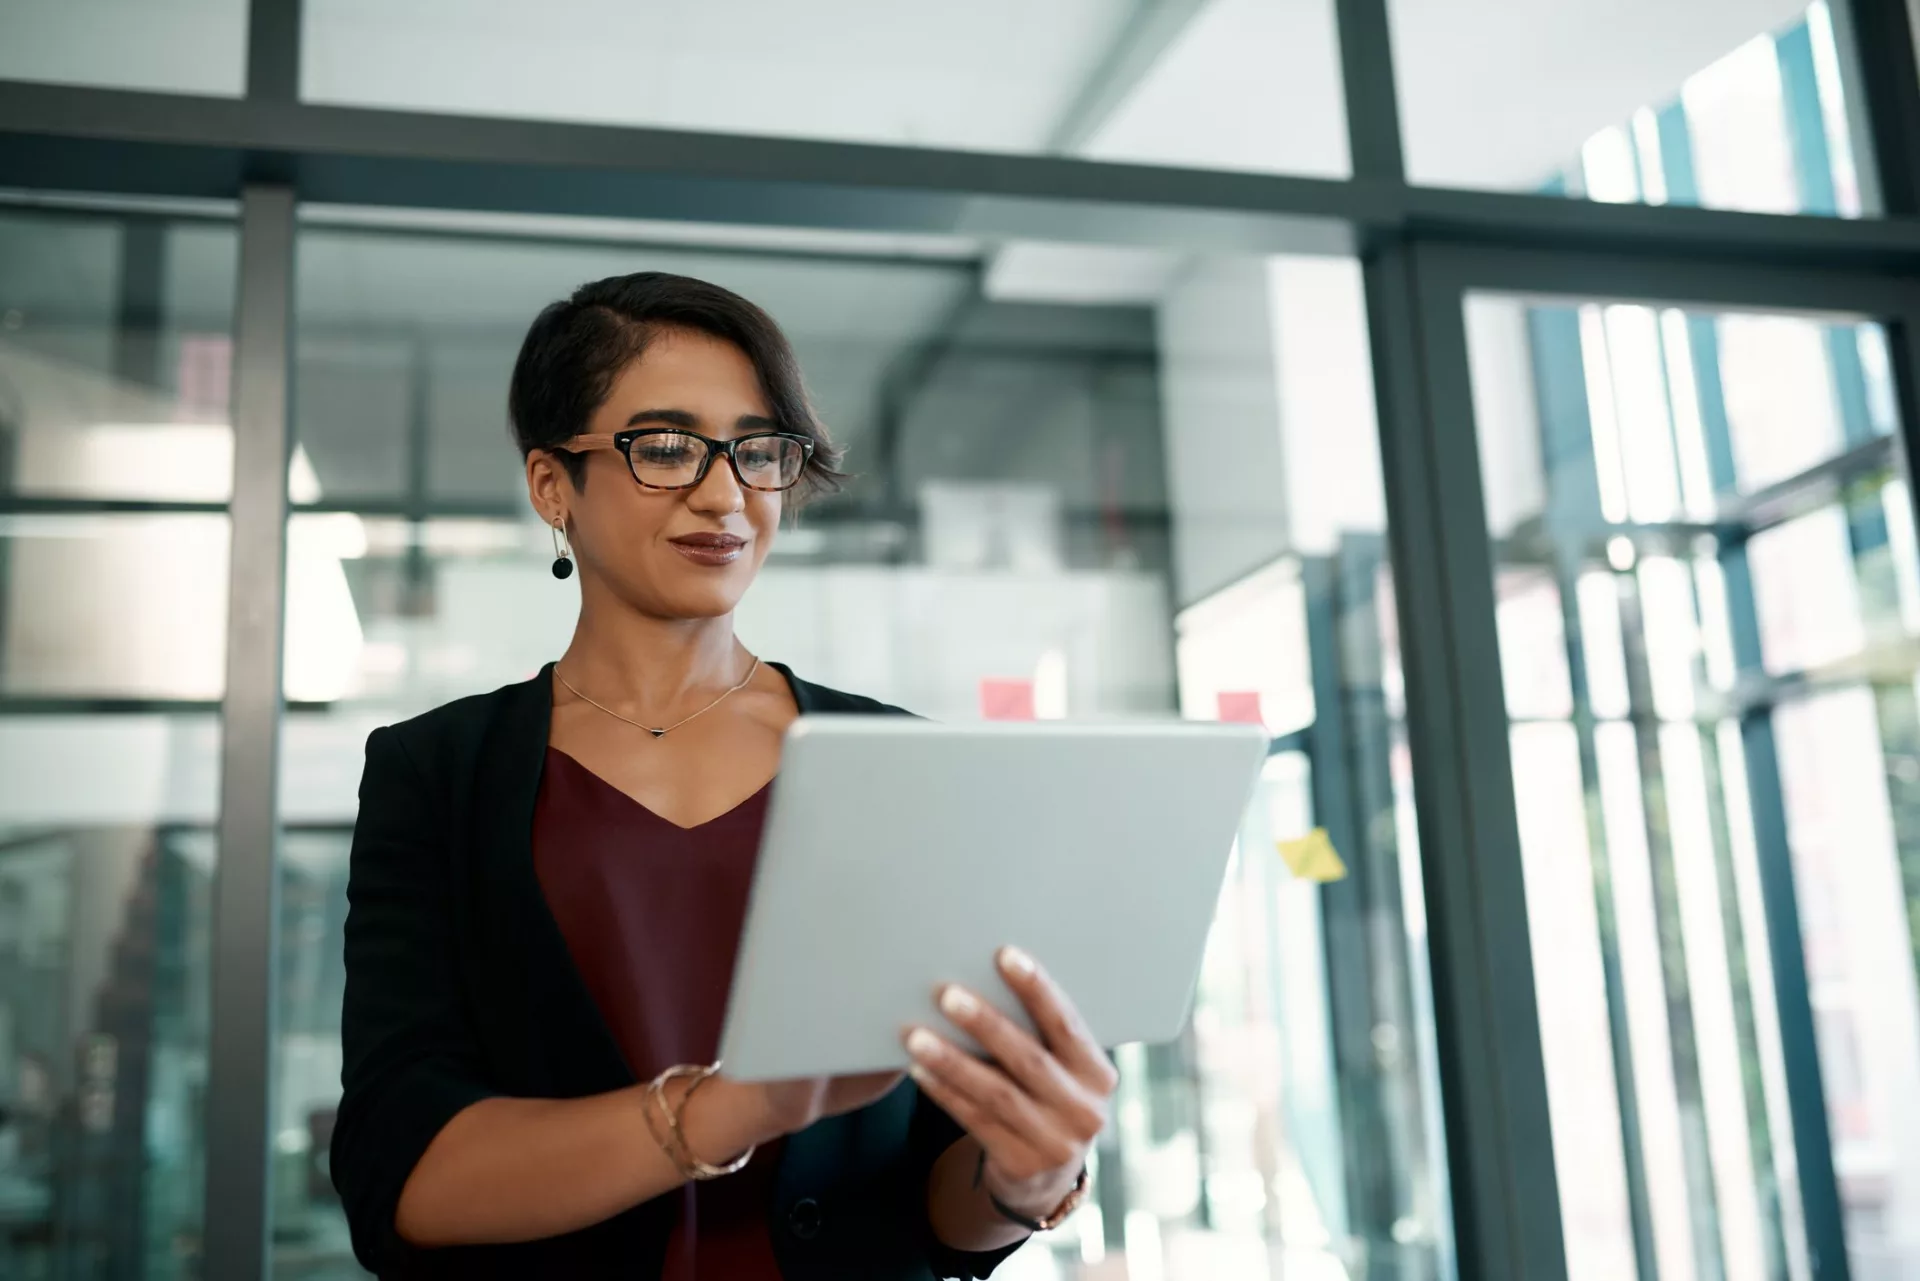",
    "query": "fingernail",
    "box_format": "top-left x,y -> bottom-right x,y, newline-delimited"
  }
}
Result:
1000,946 -> 1036,977
940,986 -> 979,1019
908,1063 -> 931,1087
906,1027 -> 943,1060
